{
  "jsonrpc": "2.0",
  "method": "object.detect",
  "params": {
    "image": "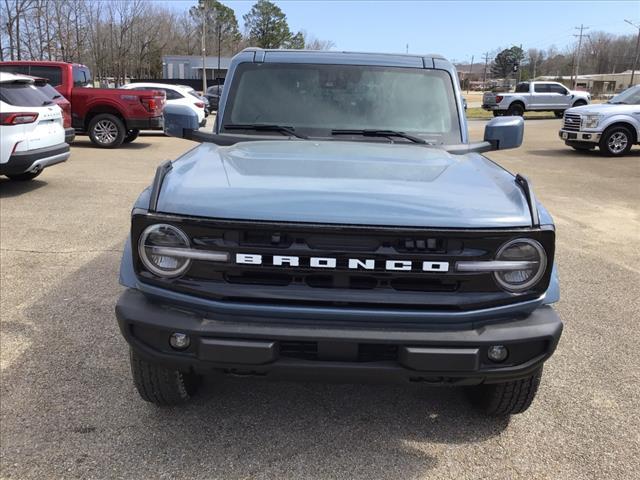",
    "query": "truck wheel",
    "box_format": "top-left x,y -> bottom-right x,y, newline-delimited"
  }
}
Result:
599,126 -> 633,157
572,100 -> 587,108
6,170 -> 42,181
554,111 -> 564,118
129,349 -> 201,406
506,103 -> 524,117
123,129 -> 140,144
466,368 -> 542,416
492,111 -> 504,117
88,113 -> 125,148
